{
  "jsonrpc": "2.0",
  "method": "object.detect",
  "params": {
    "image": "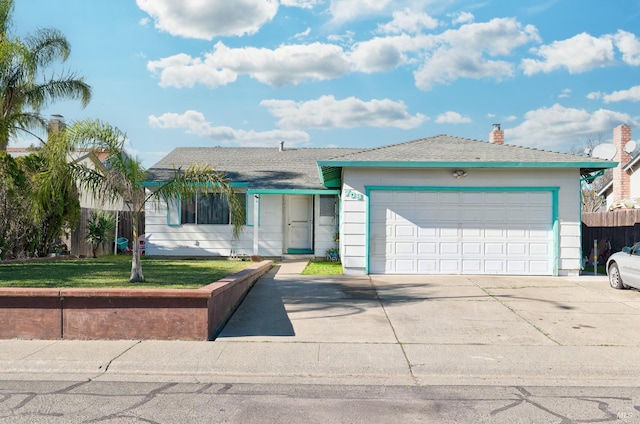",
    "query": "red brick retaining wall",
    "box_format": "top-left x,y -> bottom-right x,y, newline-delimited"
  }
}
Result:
0,260 -> 272,341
